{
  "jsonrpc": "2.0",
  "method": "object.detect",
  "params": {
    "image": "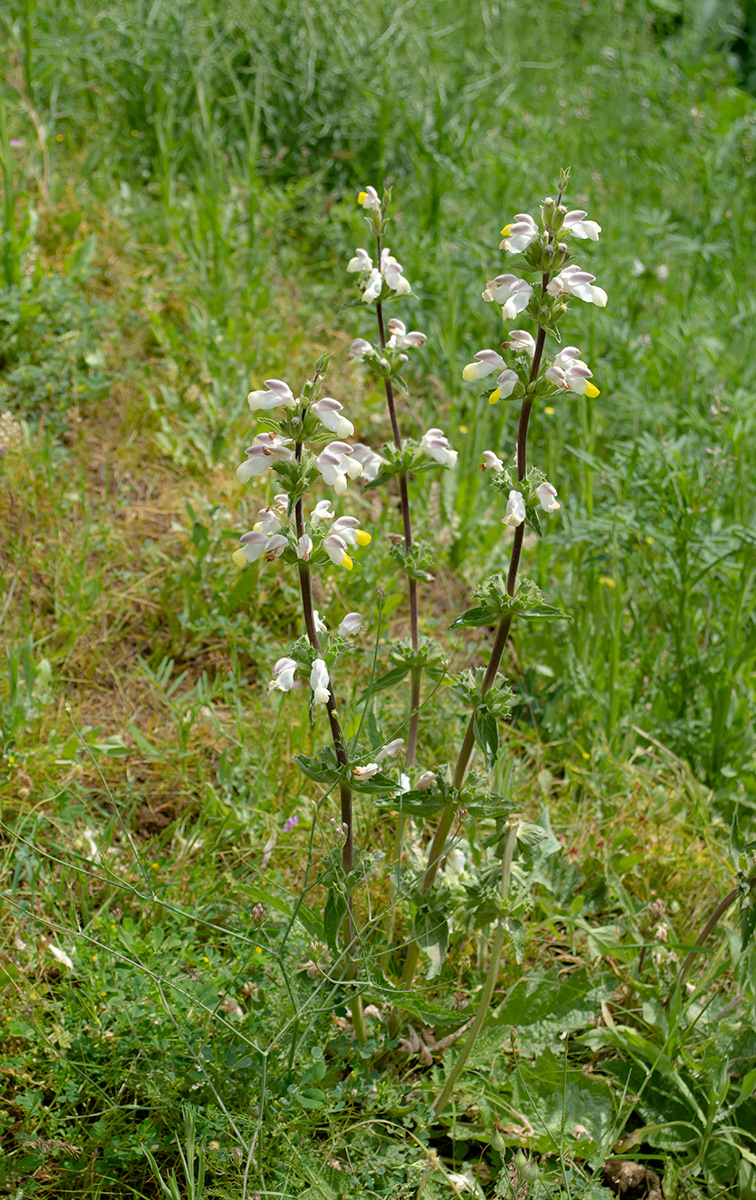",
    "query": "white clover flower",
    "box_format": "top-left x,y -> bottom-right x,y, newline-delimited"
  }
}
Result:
499,213 -> 539,252
376,737 -> 405,761
311,397 -> 354,439
419,428 -> 458,468
507,329 -> 536,356
322,533 -> 353,571
503,490 -> 526,527
233,530 -> 288,566
387,318 -> 426,350
347,337 -> 375,361
317,441 -> 363,494
358,186 -> 381,210
311,499 -> 336,524
269,656 -> 297,692
237,432 -> 295,482
547,265 -> 607,307
544,346 -> 600,397
297,534 -> 313,560
562,209 -> 602,240
353,762 -> 381,779
481,450 -> 504,472
347,247 -> 373,274
247,378 -> 297,413
350,442 -> 383,482
310,659 -> 330,706
331,515 -> 371,548
462,349 -> 505,381
339,611 -> 363,636
536,481 -> 560,512
482,274 -> 534,319
312,609 -> 327,633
